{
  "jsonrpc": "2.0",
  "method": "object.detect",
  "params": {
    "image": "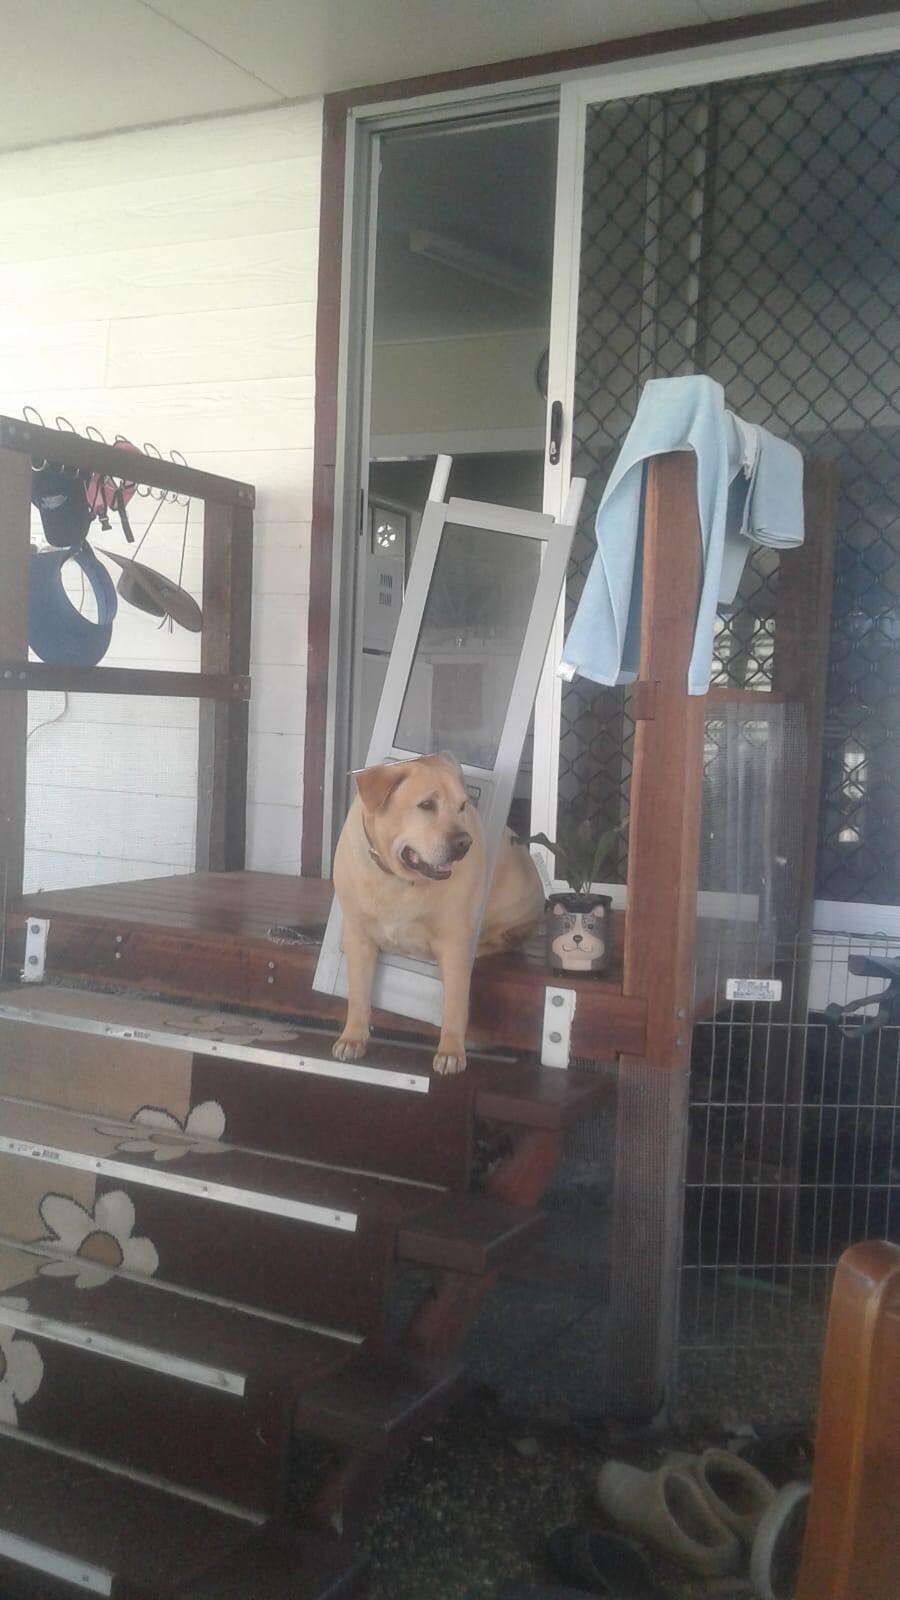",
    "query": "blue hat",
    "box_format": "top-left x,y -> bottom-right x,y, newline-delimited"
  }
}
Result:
28,545 -> 118,666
